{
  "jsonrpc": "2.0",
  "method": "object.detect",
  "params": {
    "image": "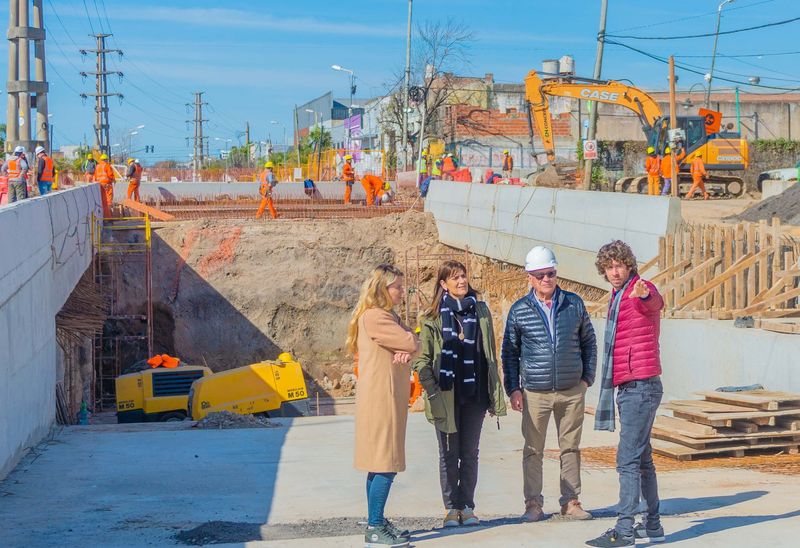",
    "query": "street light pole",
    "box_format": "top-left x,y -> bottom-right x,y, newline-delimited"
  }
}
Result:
332,64 -> 356,151
402,0 -> 413,172
705,0 -> 735,108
